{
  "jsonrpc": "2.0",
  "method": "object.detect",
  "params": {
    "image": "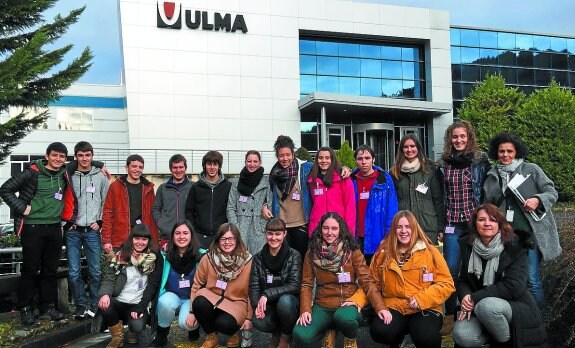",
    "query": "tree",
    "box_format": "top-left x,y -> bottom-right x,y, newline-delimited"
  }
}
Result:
336,140 -> 356,170
458,74 -> 525,151
295,147 -> 313,162
0,0 -> 93,165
